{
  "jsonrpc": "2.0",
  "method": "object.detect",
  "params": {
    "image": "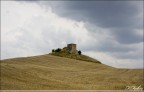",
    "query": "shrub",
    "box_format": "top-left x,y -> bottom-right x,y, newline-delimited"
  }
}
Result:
52,49 -> 55,52
55,48 -> 61,52
78,50 -> 82,55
